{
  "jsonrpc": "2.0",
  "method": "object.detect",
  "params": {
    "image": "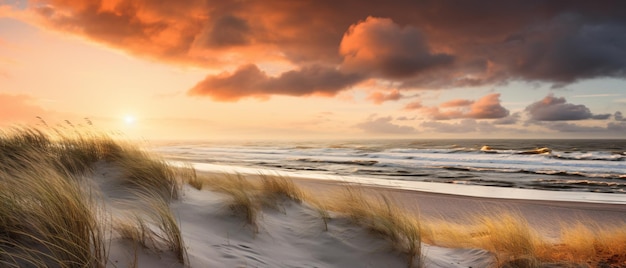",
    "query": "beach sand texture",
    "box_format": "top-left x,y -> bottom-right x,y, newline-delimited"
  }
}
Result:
0,128 -> 624,267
